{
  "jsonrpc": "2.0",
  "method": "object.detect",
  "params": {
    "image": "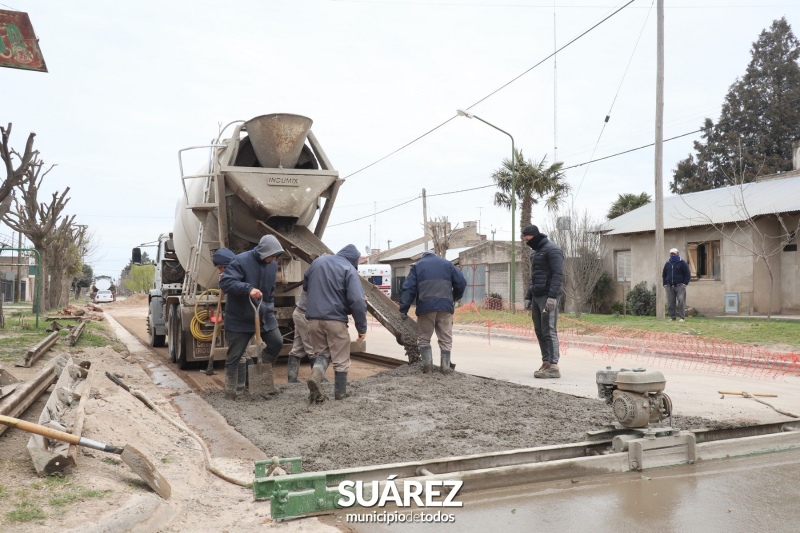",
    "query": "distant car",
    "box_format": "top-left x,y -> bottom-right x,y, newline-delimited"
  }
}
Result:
94,290 -> 114,304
